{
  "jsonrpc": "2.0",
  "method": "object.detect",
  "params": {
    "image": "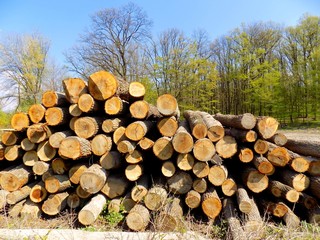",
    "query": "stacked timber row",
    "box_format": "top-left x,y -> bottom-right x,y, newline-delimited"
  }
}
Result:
1,70 -> 320,236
